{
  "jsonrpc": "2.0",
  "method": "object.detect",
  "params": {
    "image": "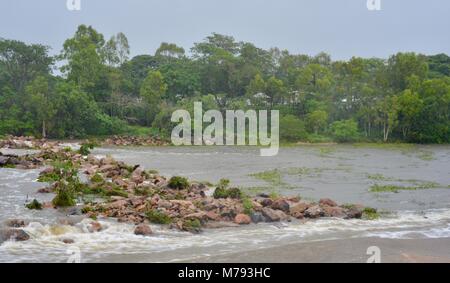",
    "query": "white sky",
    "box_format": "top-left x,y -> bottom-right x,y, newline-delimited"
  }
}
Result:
1,0 -> 449,60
